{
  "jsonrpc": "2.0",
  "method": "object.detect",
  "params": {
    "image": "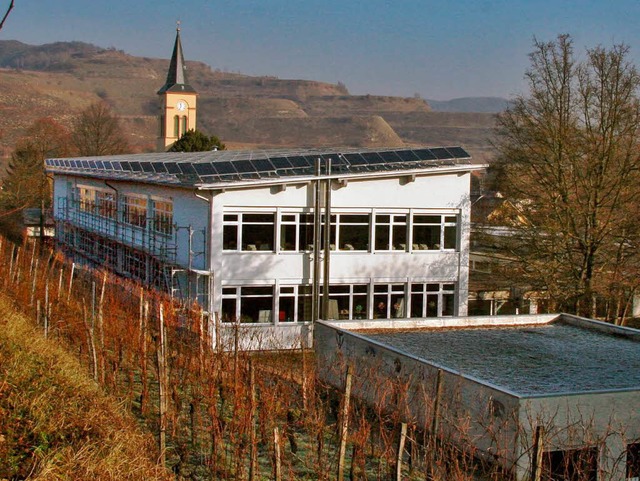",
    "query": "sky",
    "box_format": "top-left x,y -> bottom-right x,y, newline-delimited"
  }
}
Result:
1,0 -> 639,100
